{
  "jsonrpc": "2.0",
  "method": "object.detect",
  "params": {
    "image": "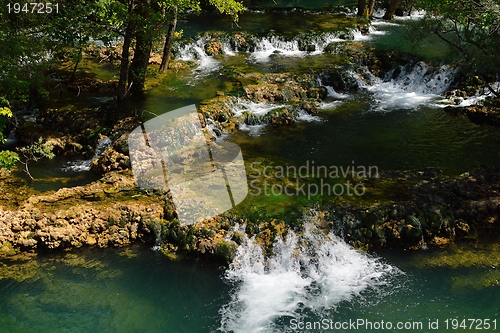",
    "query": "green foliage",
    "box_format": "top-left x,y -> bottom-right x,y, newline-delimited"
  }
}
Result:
0,106 -> 13,144
18,137 -> 55,161
17,137 -> 55,180
410,0 -> 500,94
0,151 -> 20,170
209,0 -> 245,21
